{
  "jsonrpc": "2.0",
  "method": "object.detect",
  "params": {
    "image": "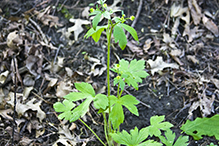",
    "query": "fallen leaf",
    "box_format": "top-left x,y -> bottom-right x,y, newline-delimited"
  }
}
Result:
188,0 -> 202,25
187,55 -> 199,64
7,31 -> 23,50
56,81 -> 72,98
202,15 -> 219,37
68,18 -> 90,41
147,56 -> 179,75
7,94 -> 46,122
23,86 -> 34,101
0,70 -> 9,84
